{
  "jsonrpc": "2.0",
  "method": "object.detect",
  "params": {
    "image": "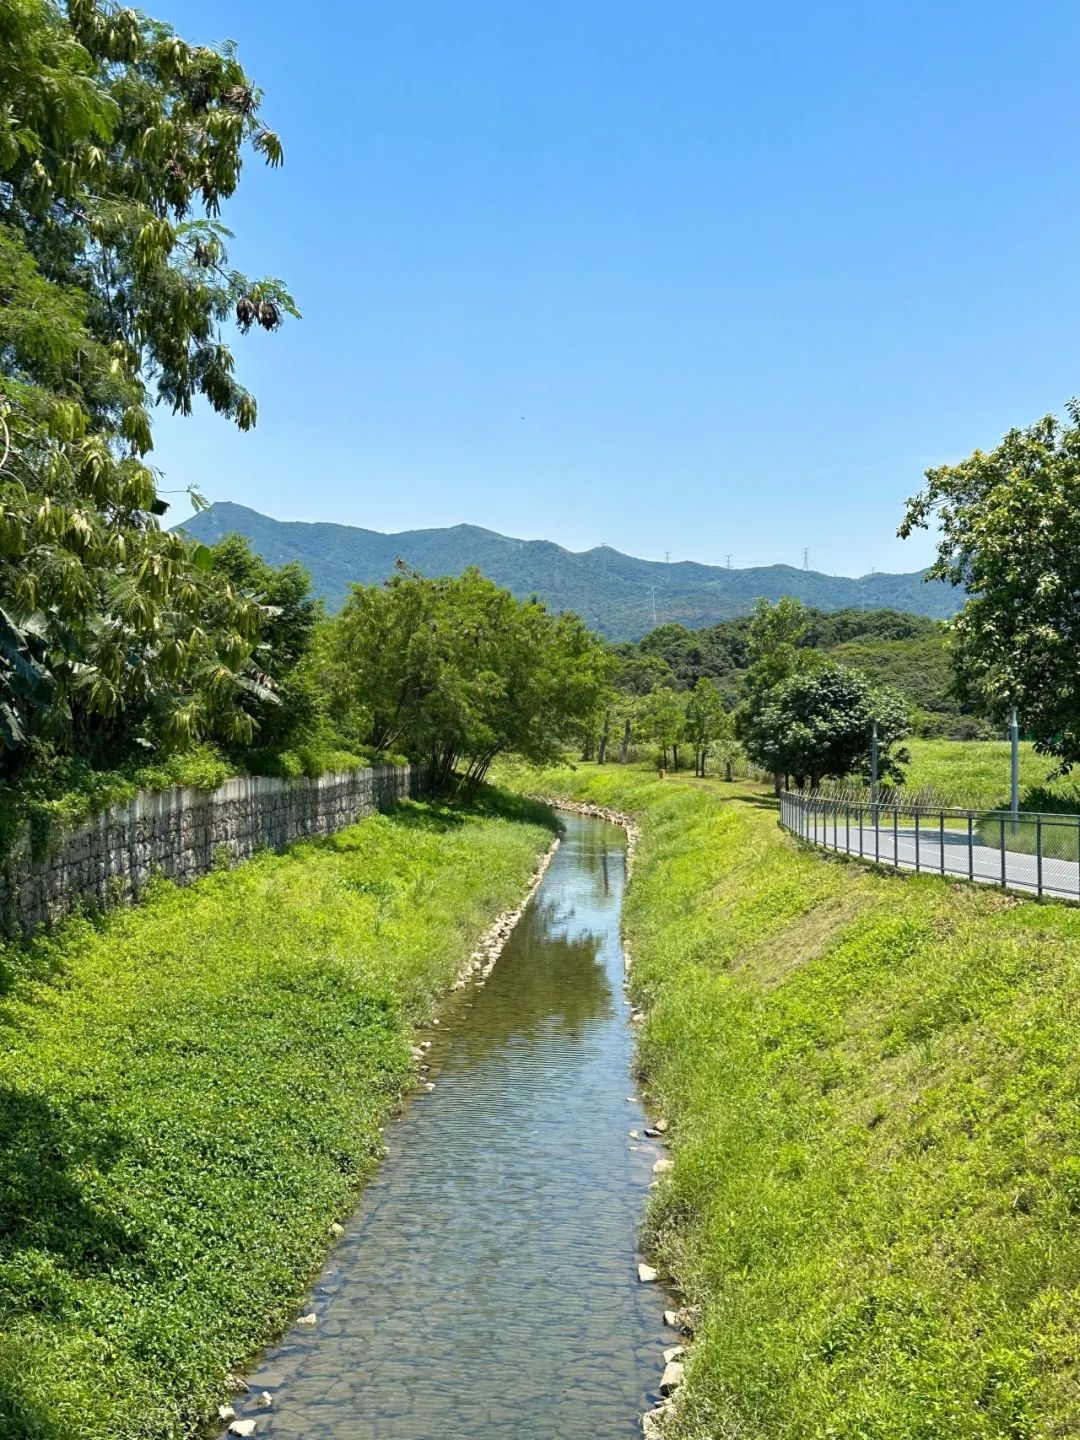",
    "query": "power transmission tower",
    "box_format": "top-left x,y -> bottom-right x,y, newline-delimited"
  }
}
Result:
650,585 -> 657,627
664,550 -> 671,564
725,553 -> 732,570
803,547 -> 809,570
